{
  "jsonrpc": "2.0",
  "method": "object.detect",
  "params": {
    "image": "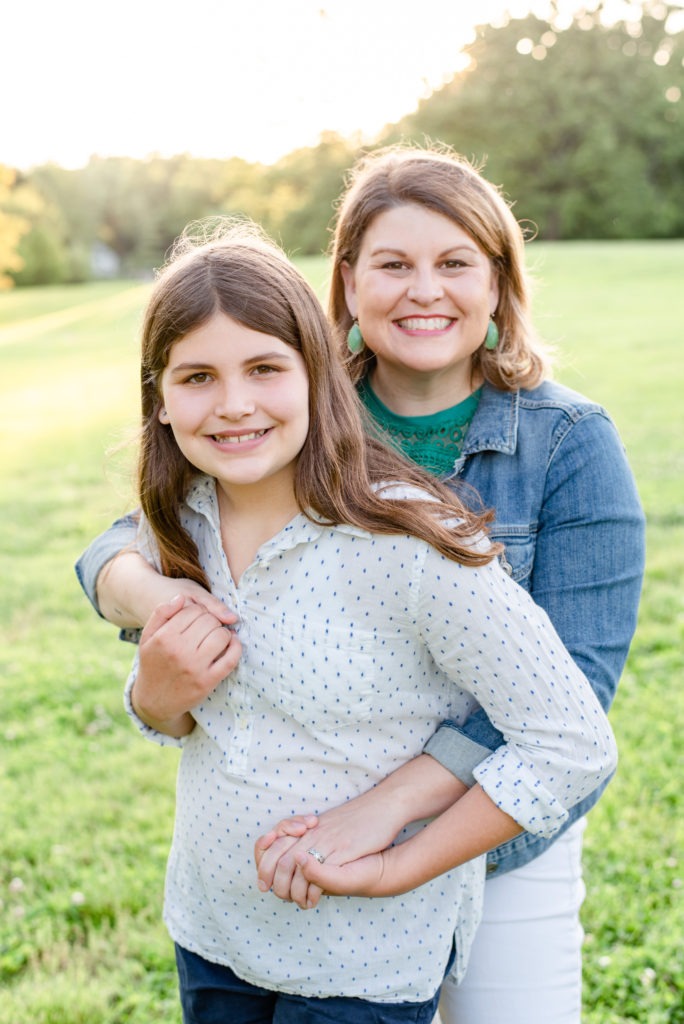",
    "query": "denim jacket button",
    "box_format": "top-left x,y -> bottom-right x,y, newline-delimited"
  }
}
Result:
486,862 -> 499,875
